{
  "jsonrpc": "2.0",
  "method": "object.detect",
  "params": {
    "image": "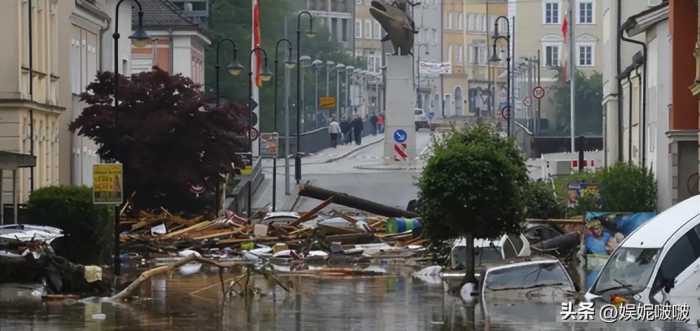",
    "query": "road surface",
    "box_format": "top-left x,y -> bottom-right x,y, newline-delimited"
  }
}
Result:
254,130 -> 434,211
